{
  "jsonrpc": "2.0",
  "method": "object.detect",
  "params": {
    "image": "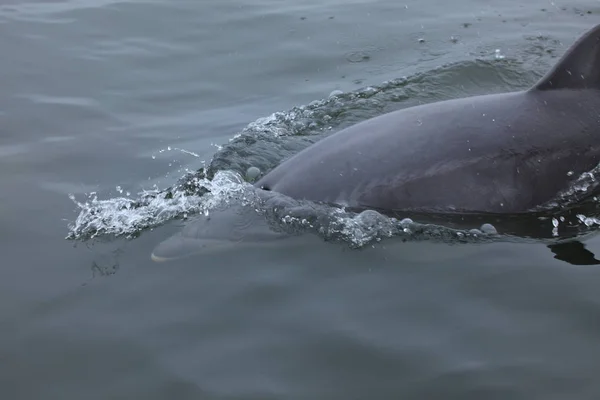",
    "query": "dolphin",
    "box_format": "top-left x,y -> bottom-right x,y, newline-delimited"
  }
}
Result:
255,24 -> 600,215
151,24 -> 600,266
